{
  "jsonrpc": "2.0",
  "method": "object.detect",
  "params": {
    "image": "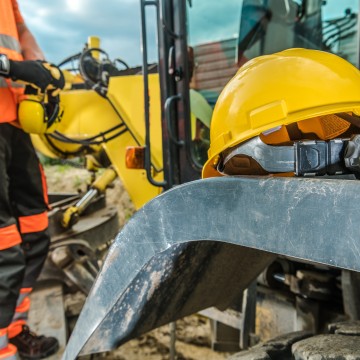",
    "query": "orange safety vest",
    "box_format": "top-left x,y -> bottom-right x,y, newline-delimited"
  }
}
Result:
0,0 -> 24,123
